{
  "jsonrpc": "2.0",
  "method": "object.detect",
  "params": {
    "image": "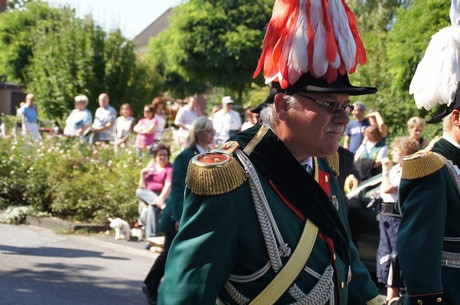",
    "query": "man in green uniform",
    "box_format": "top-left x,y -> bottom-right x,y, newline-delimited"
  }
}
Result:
397,2 -> 460,304
158,0 -> 385,304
